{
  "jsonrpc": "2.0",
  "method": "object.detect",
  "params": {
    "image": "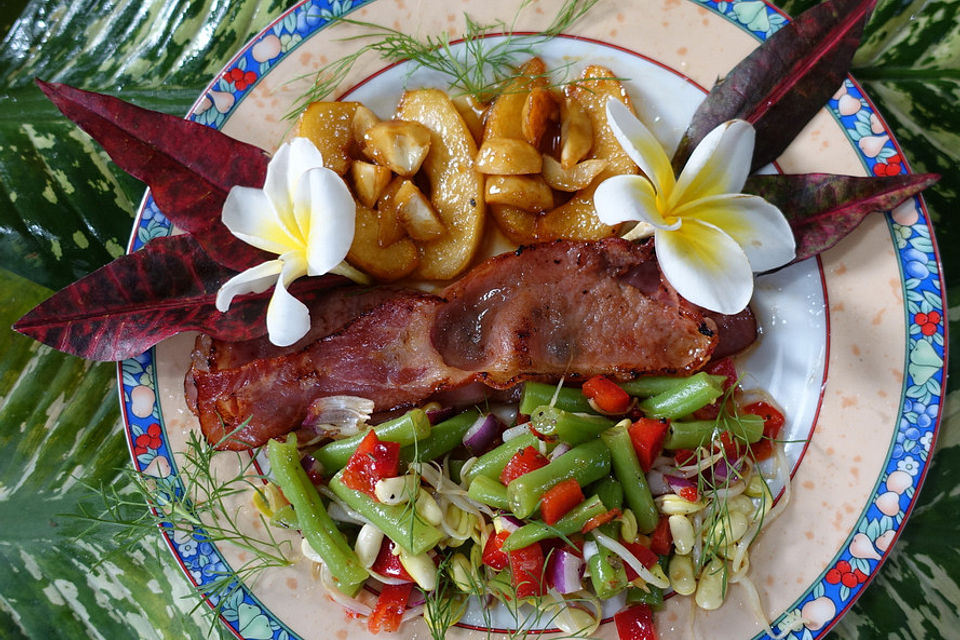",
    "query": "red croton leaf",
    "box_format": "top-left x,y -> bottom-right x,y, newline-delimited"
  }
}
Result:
36,80 -> 271,272
13,234 -> 345,361
744,172 -> 940,262
672,0 -> 874,173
